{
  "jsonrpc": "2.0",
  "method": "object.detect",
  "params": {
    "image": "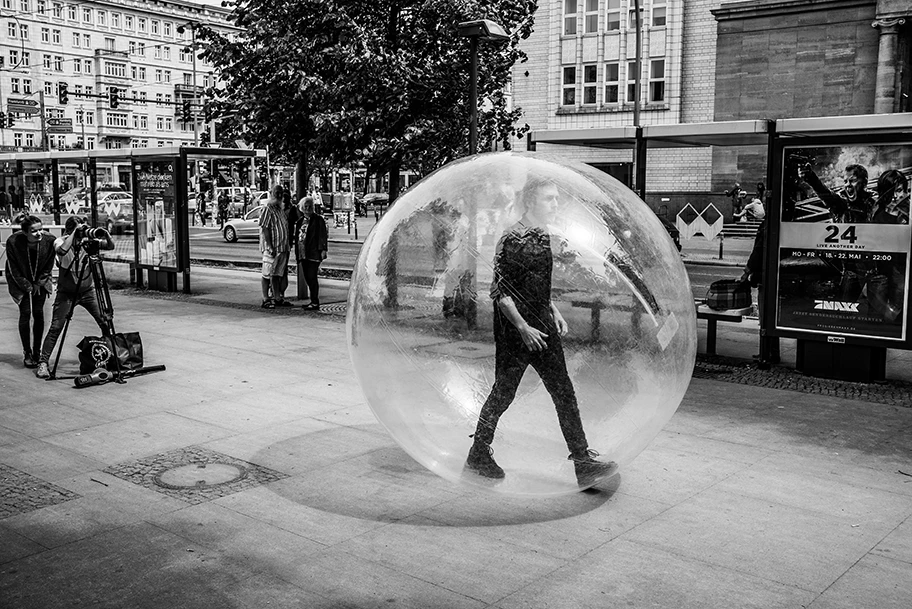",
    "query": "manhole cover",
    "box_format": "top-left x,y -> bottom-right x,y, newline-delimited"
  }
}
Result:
153,462 -> 248,489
